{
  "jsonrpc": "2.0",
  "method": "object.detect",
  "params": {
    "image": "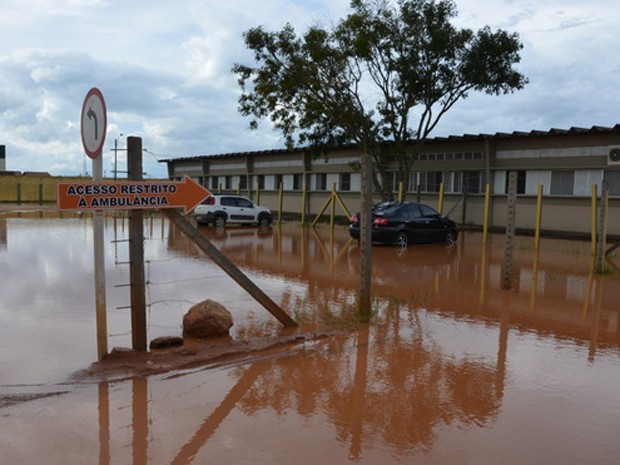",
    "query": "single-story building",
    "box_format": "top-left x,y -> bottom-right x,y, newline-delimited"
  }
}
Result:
162,125 -> 620,237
